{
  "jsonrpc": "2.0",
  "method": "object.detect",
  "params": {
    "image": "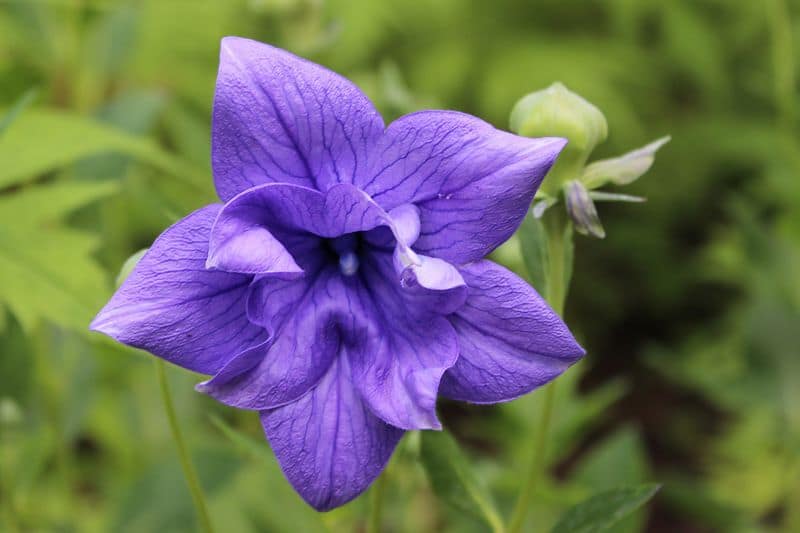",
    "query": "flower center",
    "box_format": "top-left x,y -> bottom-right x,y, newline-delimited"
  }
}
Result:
328,233 -> 362,276
338,252 -> 359,276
